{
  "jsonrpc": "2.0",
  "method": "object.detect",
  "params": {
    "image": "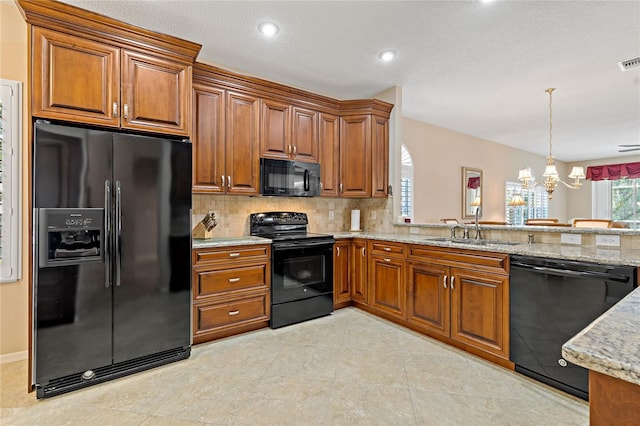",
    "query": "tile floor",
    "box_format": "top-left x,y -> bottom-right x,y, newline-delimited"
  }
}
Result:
1,308 -> 588,425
